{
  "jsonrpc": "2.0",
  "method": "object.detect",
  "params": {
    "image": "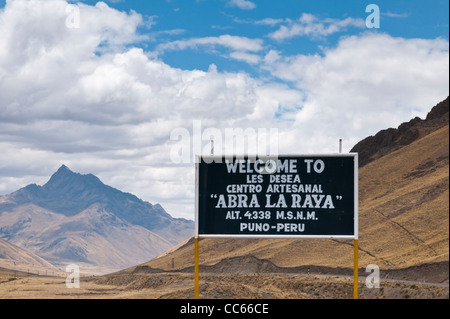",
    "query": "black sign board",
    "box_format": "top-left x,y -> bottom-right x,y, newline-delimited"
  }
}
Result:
196,154 -> 358,238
